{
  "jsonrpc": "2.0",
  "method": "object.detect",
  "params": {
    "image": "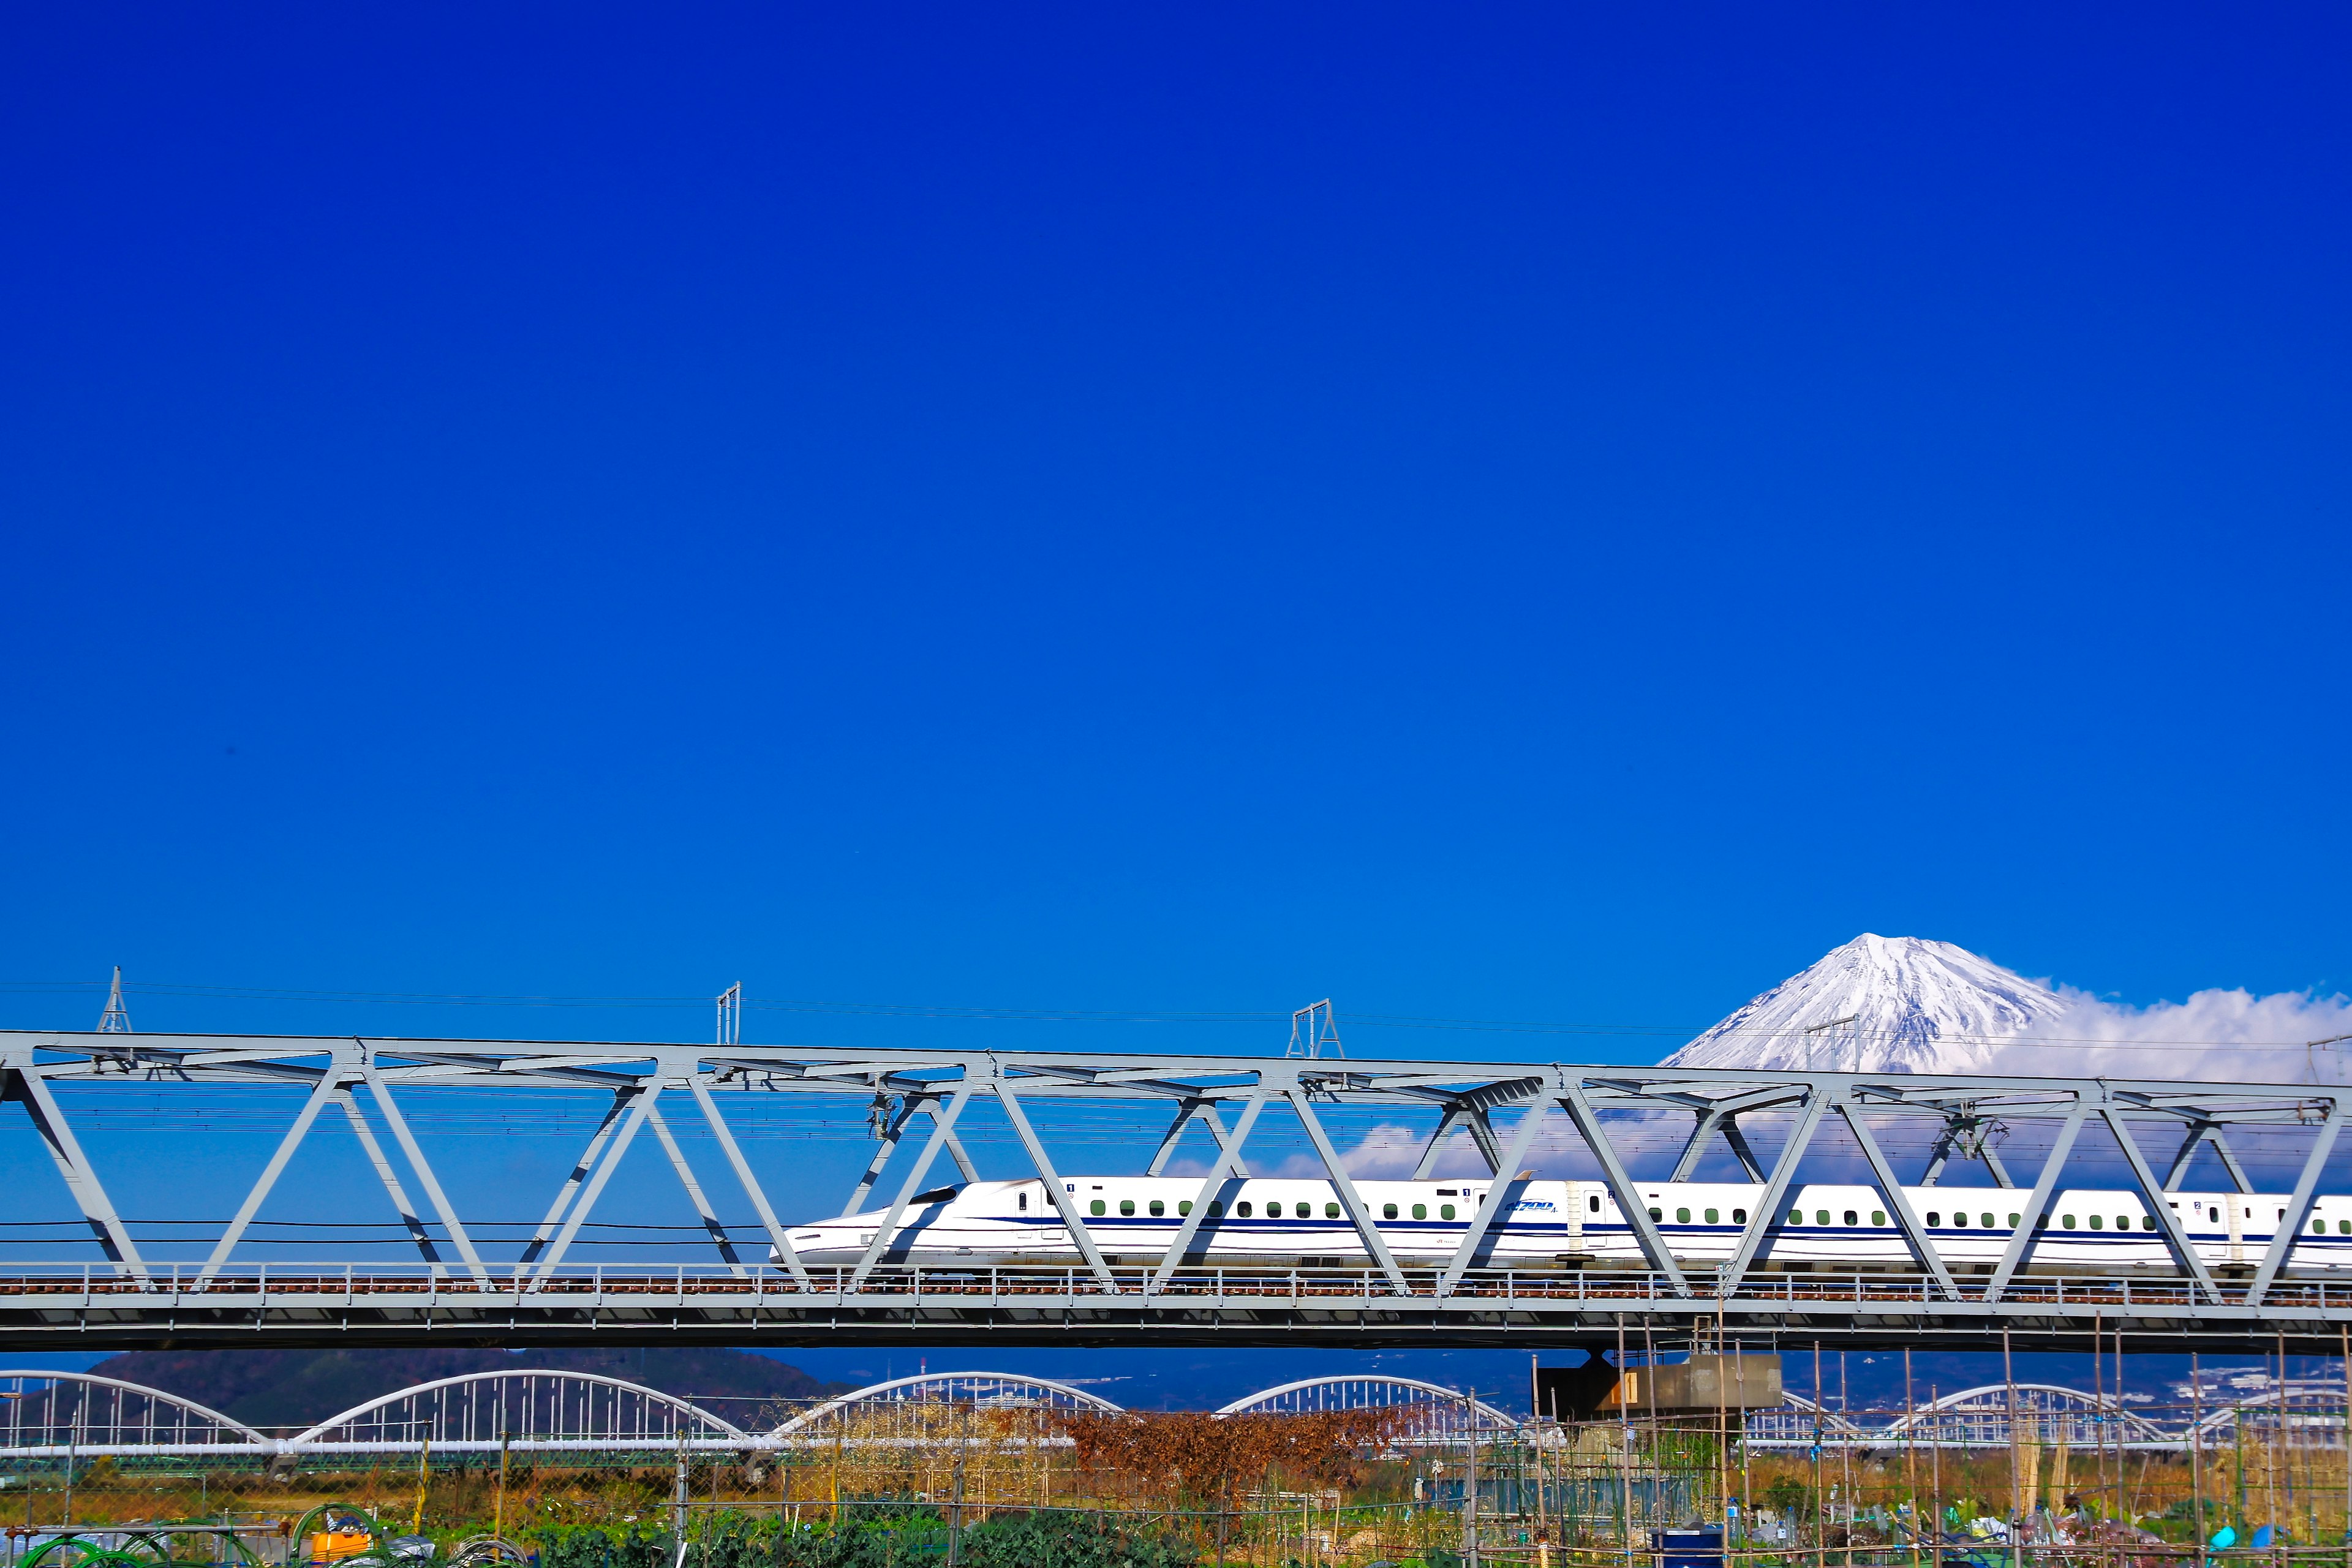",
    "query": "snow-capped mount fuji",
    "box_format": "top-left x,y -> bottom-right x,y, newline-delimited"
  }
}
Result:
1663,935 -> 2067,1074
